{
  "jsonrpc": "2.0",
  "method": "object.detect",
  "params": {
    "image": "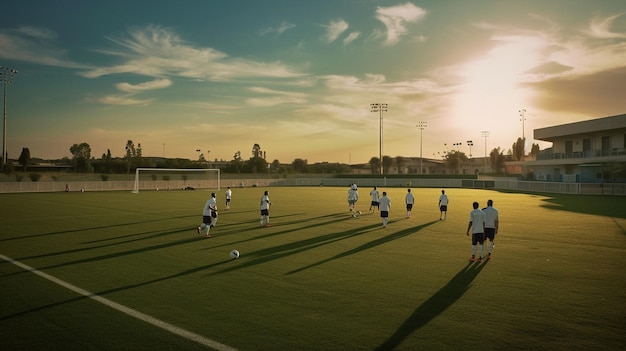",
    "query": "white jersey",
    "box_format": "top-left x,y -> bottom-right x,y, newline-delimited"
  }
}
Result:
469,209 -> 485,234
260,195 -> 271,210
203,197 -> 217,216
225,189 -> 232,200
348,189 -> 359,201
370,189 -> 380,202
439,194 -> 449,206
483,206 -> 499,228
405,192 -> 414,205
379,196 -> 391,212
